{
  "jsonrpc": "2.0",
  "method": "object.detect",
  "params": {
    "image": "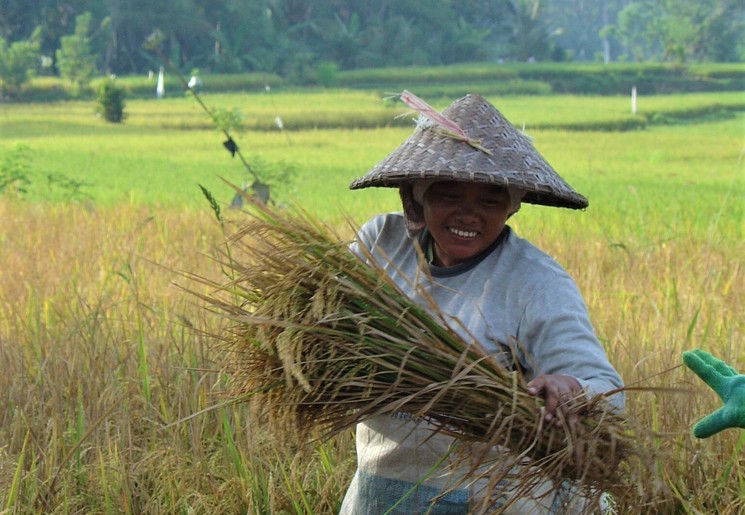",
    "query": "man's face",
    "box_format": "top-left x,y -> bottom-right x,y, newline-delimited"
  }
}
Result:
422,181 -> 511,267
